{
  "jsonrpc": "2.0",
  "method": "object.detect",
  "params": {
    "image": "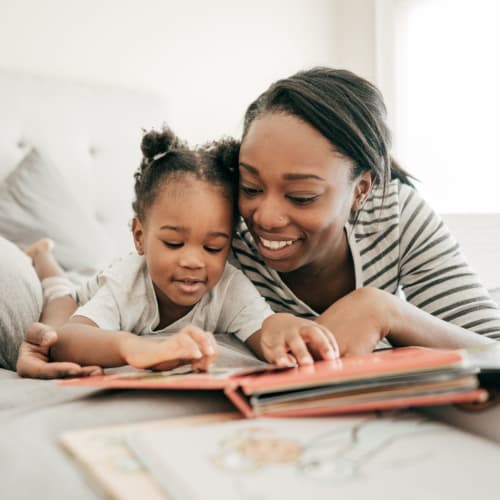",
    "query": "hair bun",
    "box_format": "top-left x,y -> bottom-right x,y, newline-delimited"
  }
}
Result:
212,137 -> 240,172
141,127 -> 181,161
